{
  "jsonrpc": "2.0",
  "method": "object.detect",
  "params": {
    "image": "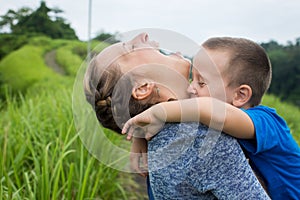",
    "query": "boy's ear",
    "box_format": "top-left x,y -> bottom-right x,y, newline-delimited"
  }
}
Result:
132,83 -> 154,100
232,85 -> 252,108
